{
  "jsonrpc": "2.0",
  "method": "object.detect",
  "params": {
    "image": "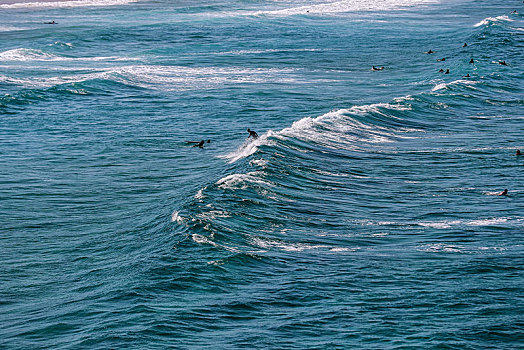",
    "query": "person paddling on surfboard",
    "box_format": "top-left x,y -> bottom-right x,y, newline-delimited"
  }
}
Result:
193,140 -> 205,148
247,128 -> 258,139
185,139 -> 210,147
